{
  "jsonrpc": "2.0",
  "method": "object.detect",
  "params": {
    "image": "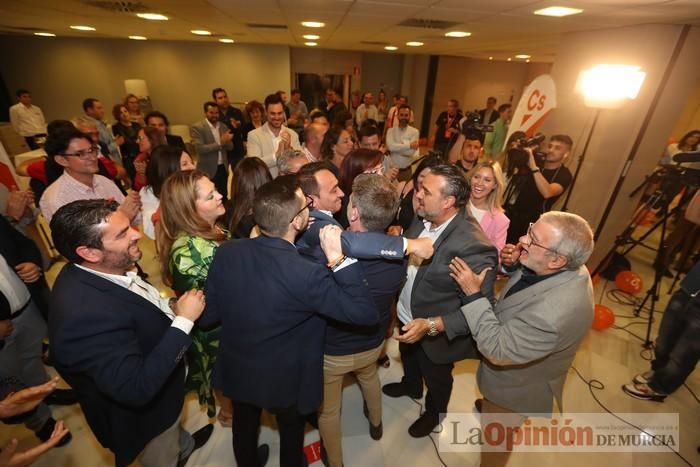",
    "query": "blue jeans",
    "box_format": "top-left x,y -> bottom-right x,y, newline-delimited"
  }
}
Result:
649,288 -> 700,394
